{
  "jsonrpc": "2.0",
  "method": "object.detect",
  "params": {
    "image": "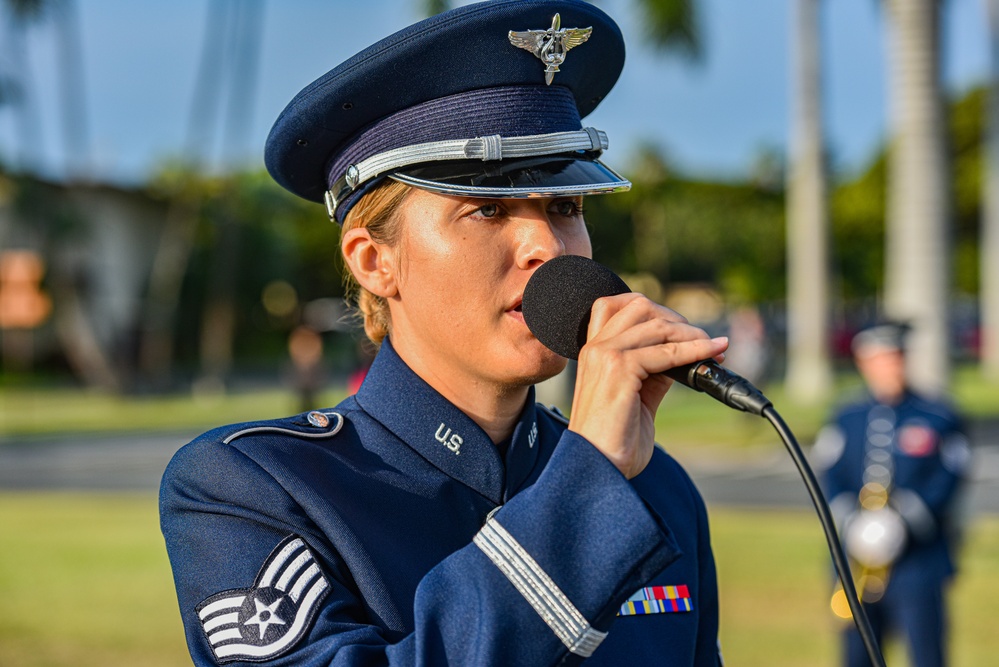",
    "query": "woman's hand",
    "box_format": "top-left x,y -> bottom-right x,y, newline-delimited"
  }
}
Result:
567,293 -> 729,479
